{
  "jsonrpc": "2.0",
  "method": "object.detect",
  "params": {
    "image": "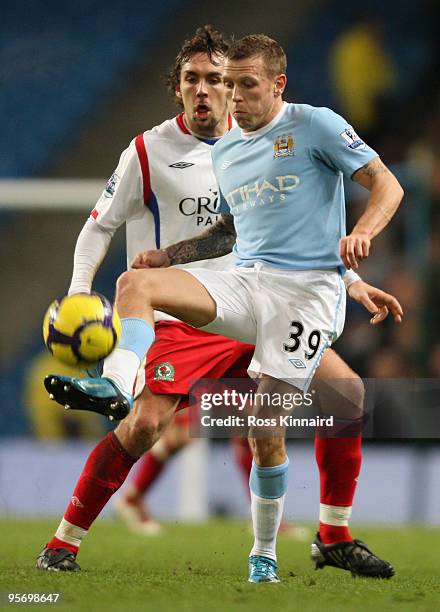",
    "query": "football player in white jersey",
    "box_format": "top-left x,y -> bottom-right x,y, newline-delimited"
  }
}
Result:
39,28 -> 403,579
37,25 -> 255,571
